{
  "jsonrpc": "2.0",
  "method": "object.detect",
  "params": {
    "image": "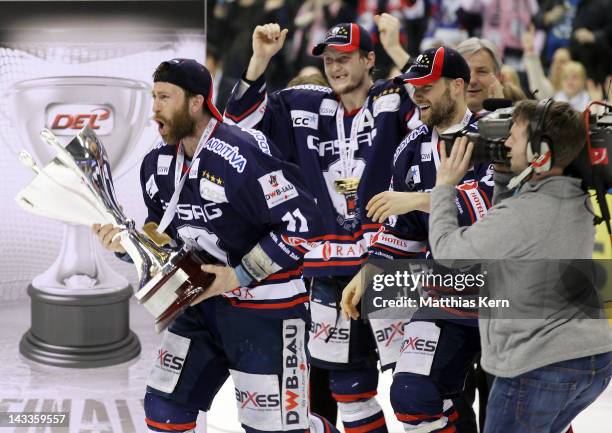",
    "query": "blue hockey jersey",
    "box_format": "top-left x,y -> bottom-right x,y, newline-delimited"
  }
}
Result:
225,76 -> 419,277
140,121 -> 323,317
368,109 -> 494,321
